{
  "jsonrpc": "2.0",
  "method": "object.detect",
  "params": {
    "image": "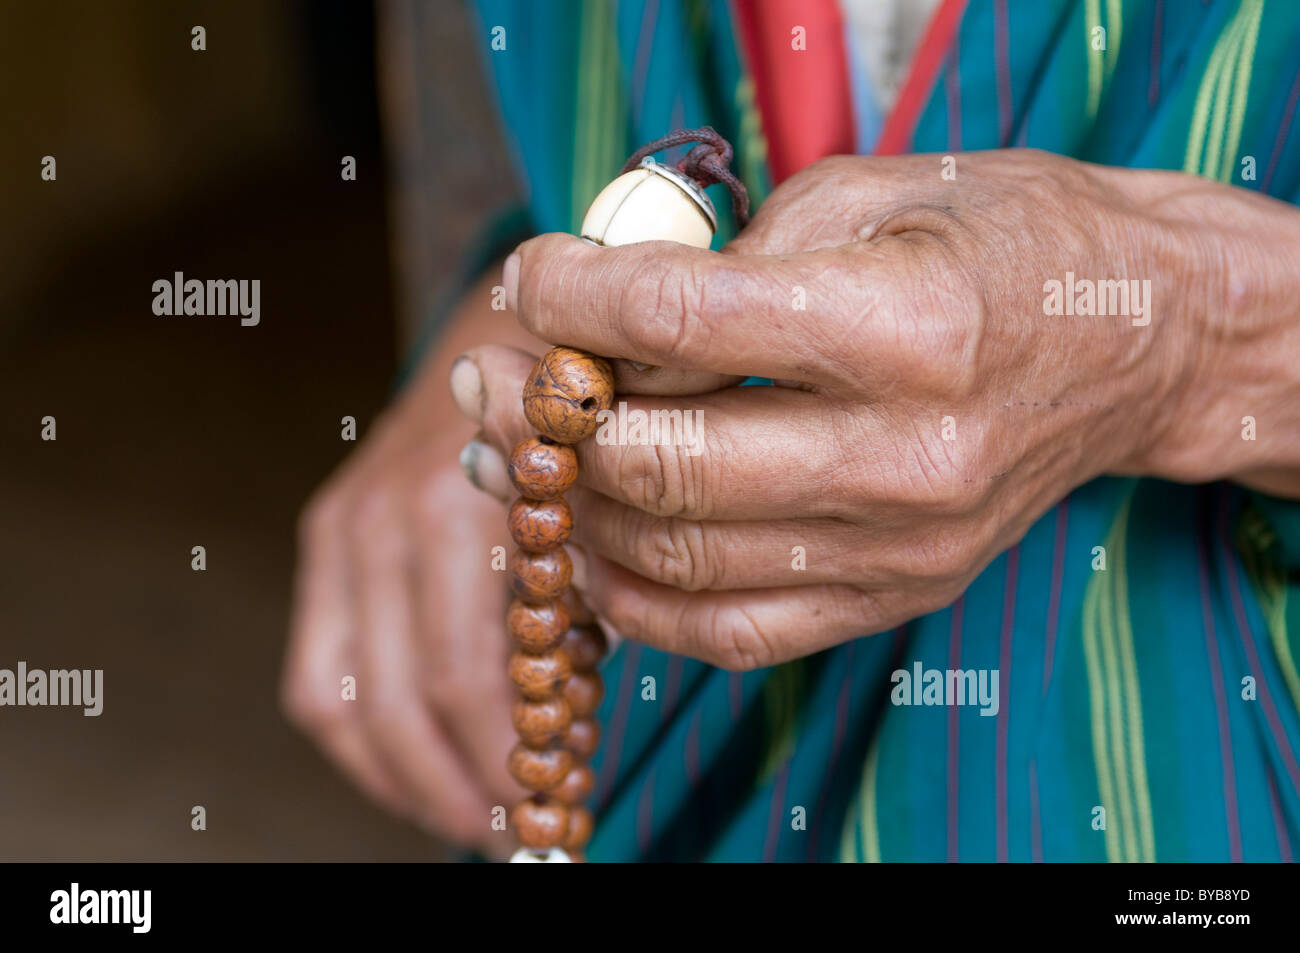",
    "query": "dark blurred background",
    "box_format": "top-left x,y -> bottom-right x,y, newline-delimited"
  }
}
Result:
0,0 -> 514,859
